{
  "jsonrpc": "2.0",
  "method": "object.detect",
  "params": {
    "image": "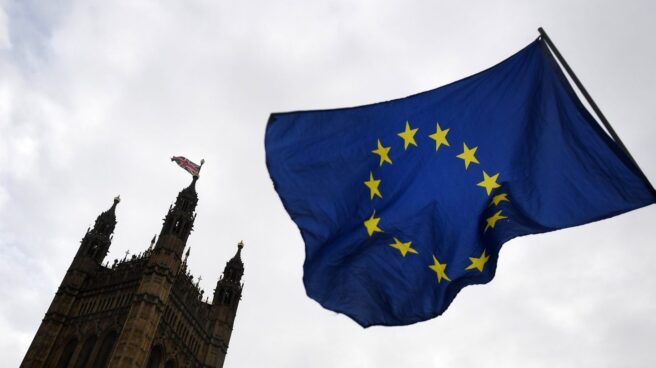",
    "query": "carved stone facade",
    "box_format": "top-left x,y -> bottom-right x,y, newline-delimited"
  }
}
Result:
21,177 -> 244,368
